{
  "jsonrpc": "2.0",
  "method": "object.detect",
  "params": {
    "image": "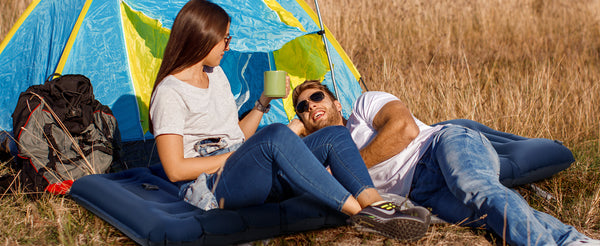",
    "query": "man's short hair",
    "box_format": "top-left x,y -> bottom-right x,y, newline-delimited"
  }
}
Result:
292,80 -> 337,109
